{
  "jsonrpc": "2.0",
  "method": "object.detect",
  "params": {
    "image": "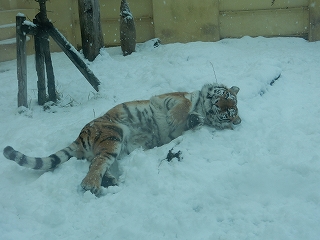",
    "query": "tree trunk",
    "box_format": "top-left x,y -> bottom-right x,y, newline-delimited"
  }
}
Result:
120,0 -> 136,56
78,0 -> 104,61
